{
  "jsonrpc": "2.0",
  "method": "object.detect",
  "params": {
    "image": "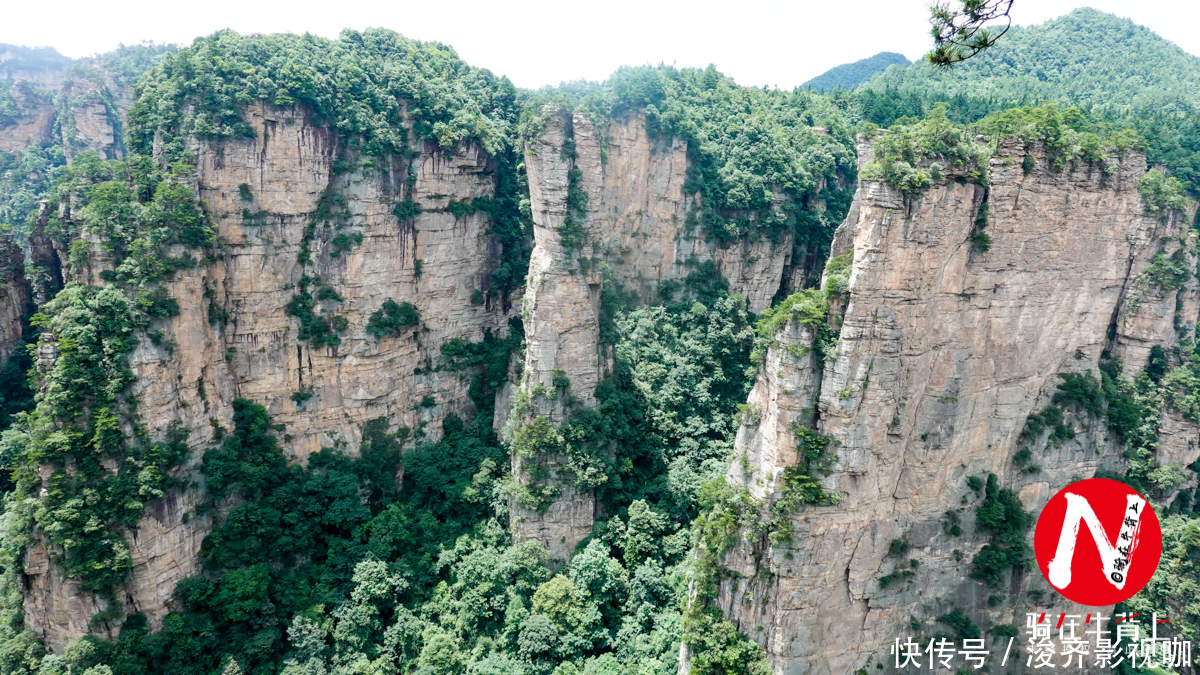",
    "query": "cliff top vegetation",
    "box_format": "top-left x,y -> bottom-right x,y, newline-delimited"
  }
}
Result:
856,7 -> 1200,195
128,29 -> 523,160
525,64 -> 857,250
